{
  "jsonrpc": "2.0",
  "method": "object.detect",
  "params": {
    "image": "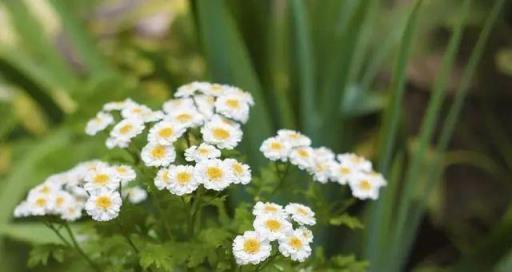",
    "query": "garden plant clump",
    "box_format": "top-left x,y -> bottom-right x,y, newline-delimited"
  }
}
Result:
13,82 -> 386,270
